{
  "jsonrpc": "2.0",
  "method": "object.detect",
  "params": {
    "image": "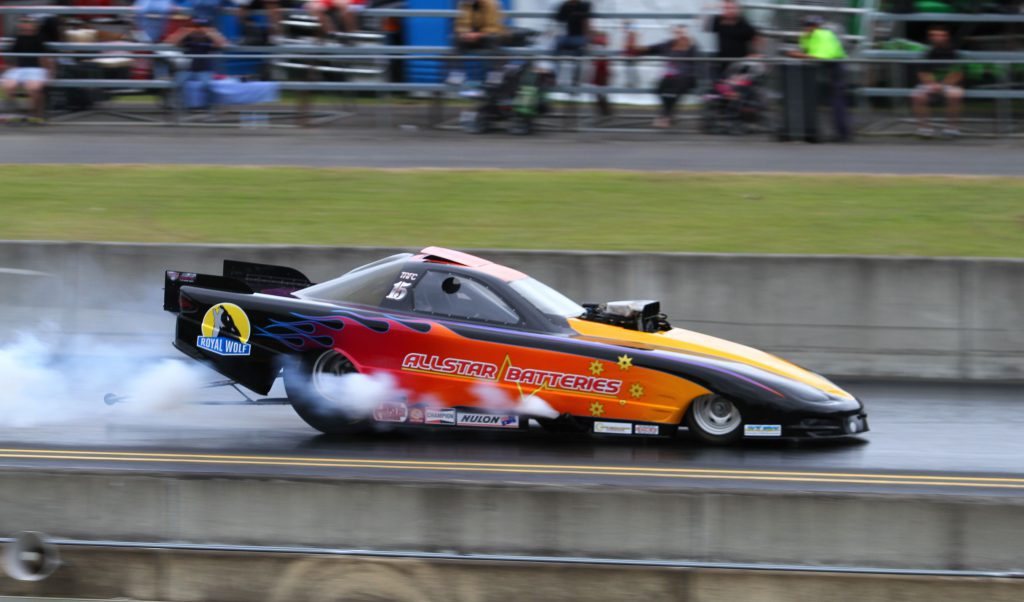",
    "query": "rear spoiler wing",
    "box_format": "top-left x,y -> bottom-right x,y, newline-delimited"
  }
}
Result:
163,271 -> 252,312
163,260 -> 314,313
